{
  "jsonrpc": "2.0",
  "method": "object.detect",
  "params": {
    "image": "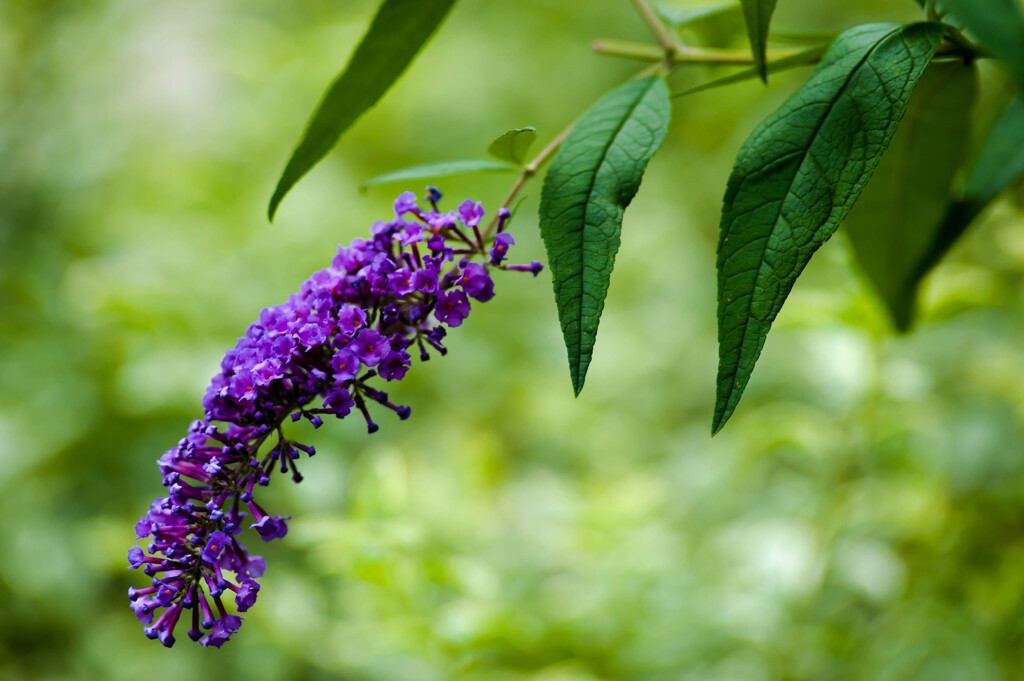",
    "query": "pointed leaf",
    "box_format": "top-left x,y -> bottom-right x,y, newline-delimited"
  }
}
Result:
739,0 -> 779,82
487,127 -> 537,166
539,76 -> 671,395
938,0 -> 1024,89
844,61 -> 977,331
714,22 -> 945,434
362,159 -> 516,188
657,2 -> 740,27
912,96 -> 1024,281
268,0 -> 458,220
